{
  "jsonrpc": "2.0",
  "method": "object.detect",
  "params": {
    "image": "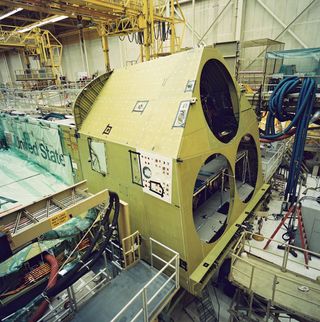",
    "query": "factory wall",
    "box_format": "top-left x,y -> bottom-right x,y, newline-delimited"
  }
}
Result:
59,0 -> 319,80
0,0 -> 319,84
59,31 -> 132,81
179,0 -> 319,47
0,53 -> 11,83
179,0 -> 320,71
0,51 -> 24,84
